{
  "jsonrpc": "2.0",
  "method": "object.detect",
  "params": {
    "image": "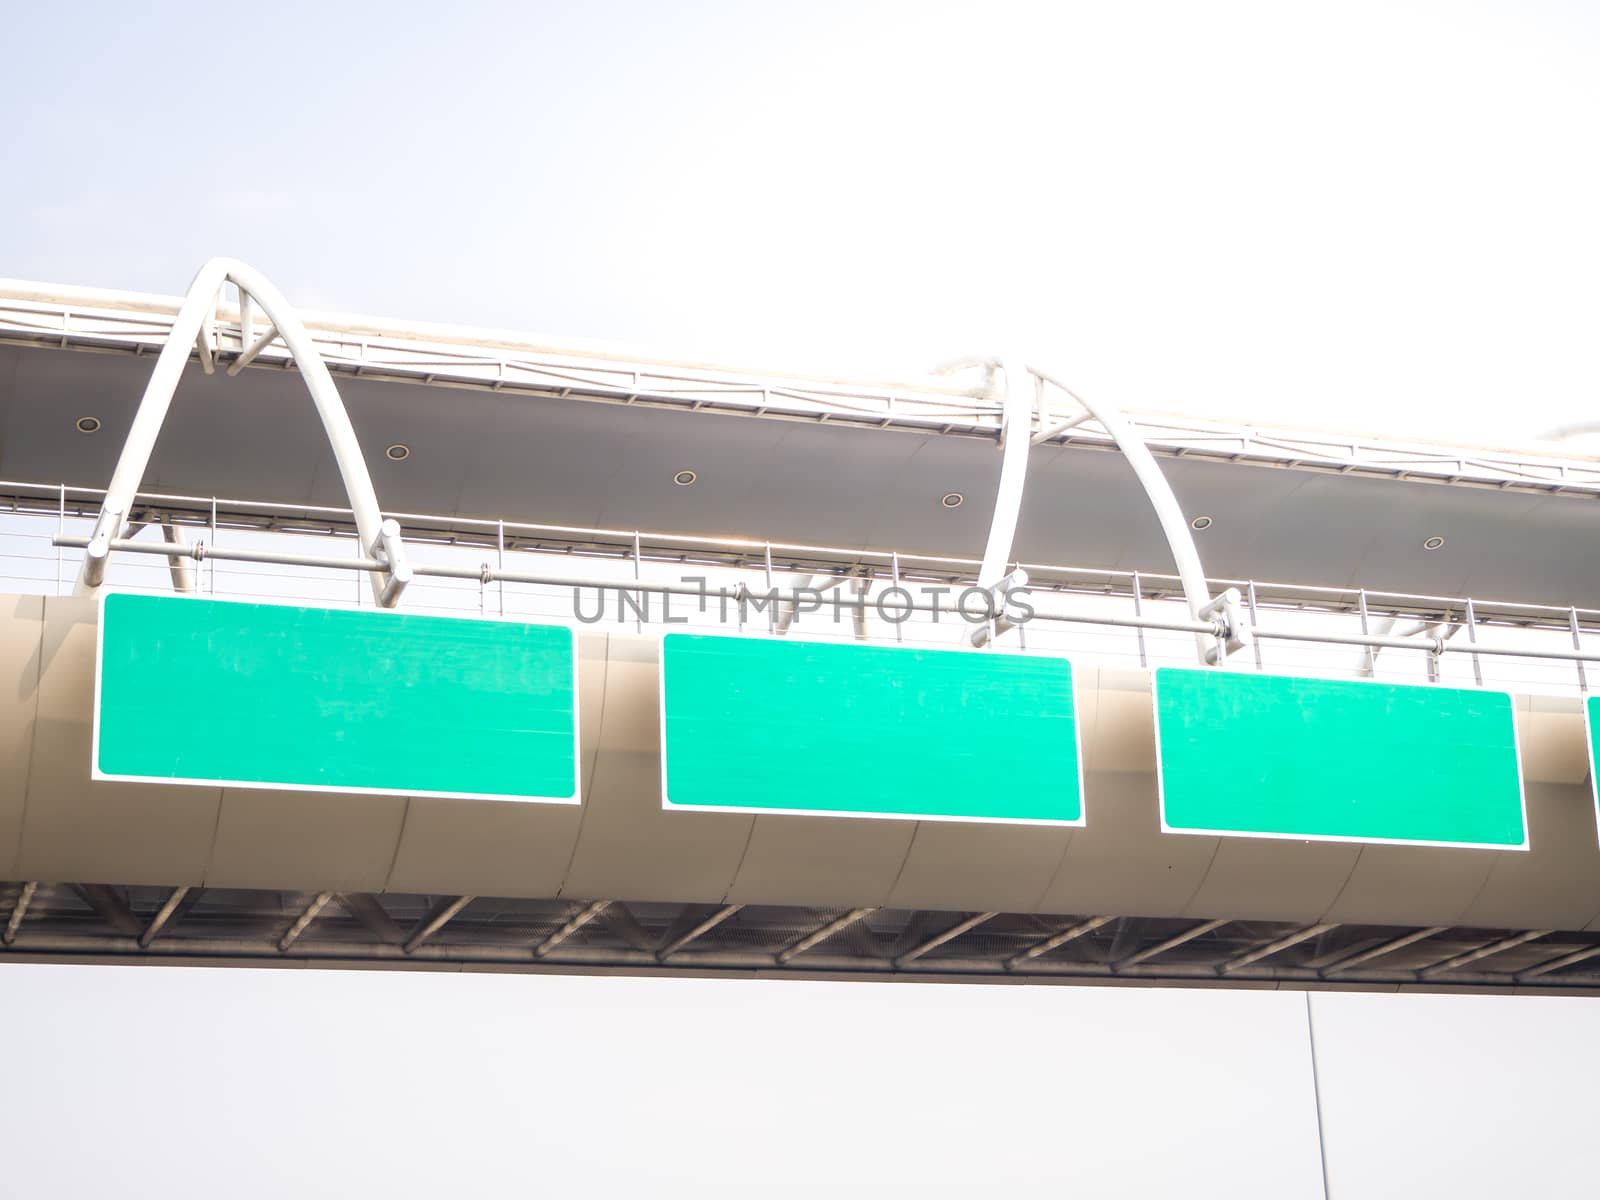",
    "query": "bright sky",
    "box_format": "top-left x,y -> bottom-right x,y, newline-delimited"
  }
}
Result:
4,1 -> 1598,442
4,5 -> 1600,1195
